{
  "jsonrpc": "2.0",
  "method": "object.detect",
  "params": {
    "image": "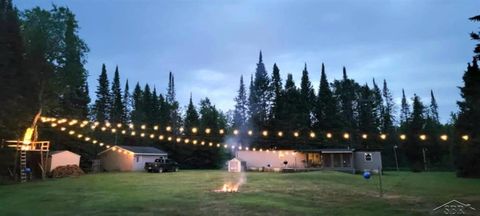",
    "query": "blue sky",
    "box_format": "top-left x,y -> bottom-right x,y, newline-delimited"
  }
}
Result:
16,0 -> 480,123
